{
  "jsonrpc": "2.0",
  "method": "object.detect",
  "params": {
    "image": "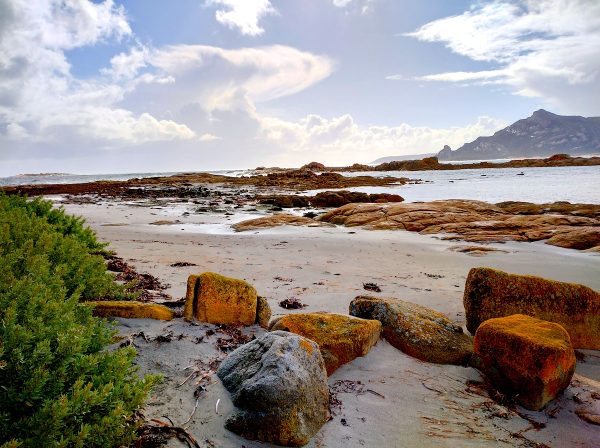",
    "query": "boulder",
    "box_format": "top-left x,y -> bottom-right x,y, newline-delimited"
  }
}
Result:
269,313 -> 381,375
473,314 -> 576,411
463,267 -> 600,349
91,301 -> 173,321
216,331 -> 330,446
350,296 -> 473,365
256,296 -> 272,328
184,272 -> 257,326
